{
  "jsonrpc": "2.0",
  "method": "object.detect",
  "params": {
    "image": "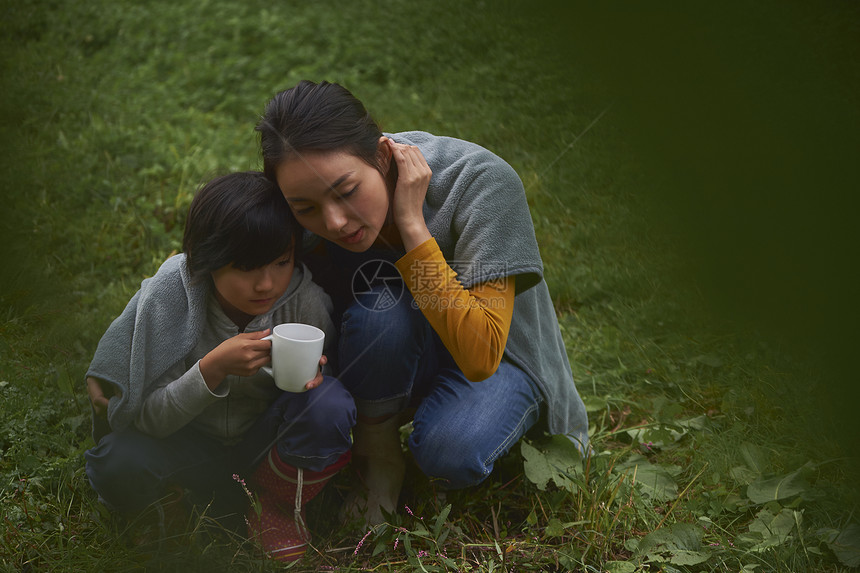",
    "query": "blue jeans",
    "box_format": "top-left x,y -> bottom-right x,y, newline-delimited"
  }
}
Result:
85,376 -> 355,515
339,286 -> 544,489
